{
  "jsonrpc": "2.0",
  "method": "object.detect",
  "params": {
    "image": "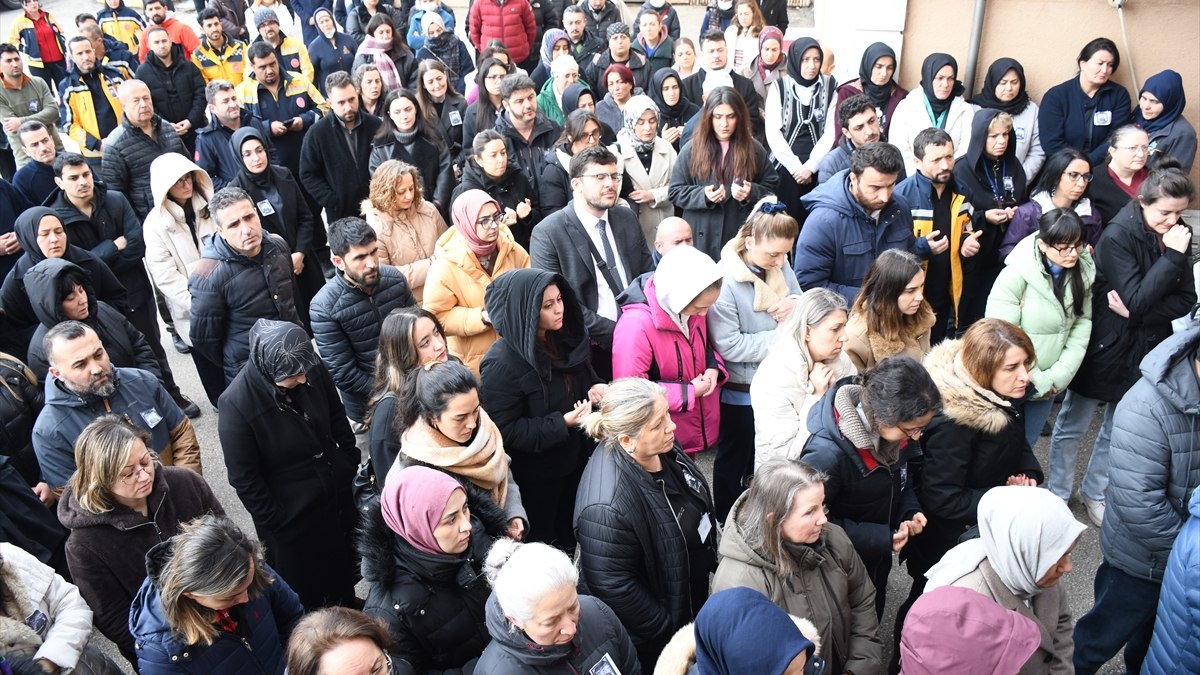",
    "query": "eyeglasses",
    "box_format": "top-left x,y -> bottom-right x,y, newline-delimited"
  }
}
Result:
896,424 -> 926,440
118,452 -> 159,484
1050,242 -> 1083,256
1116,145 -> 1149,155
578,130 -> 601,141
580,172 -> 621,184
475,212 -> 504,229
1064,171 -> 1093,184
